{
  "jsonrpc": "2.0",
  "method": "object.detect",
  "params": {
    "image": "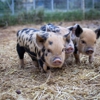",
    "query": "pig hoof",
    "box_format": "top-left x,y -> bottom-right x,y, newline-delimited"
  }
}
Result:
89,60 -> 93,64
89,56 -> 94,64
41,68 -> 47,73
43,67 -> 50,73
89,58 -> 93,63
43,70 -> 47,73
75,61 -> 80,65
19,65 -> 24,69
40,66 -> 47,73
43,64 -> 47,73
43,68 -> 48,73
89,61 -> 93,64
